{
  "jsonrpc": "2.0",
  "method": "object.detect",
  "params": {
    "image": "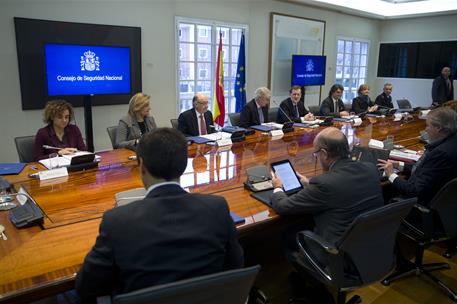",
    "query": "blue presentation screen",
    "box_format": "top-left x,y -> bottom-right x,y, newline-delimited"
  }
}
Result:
45,44 -> 131,96
291,55 -> 326,86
